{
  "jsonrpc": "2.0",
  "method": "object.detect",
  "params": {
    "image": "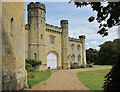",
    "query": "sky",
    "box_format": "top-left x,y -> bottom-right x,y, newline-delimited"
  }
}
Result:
25,2 -> 118,50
